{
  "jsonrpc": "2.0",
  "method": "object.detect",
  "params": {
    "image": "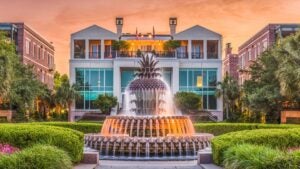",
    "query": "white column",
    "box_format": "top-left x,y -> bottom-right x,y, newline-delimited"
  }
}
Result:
71,39 -> 74,59
172,64 -> 179,94
113,63 -> 121,108
218,39 -> 222,59
85,39 -> 89,59
188,40 -> 192,59
204,40 -> 207,60
101,39 -> 105,59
